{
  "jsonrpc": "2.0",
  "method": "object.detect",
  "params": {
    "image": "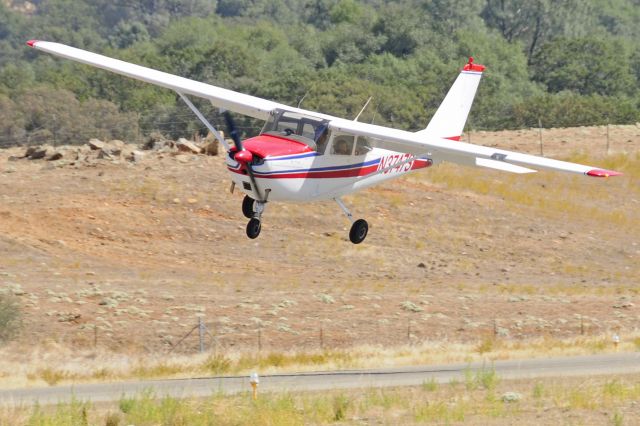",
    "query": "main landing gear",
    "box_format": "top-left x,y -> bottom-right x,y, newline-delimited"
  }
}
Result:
335,198 -> 369,244
241,195 -> 368,244
242,194 -> 268,239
